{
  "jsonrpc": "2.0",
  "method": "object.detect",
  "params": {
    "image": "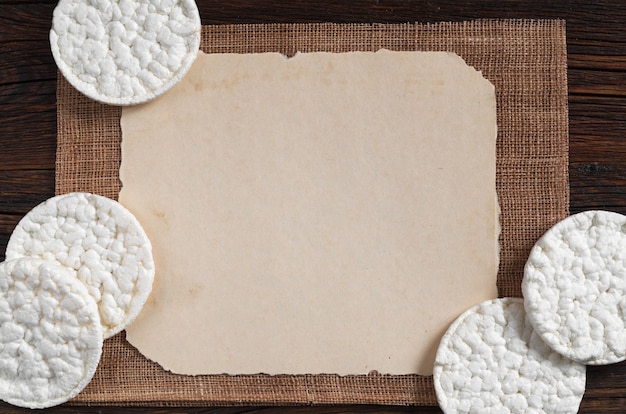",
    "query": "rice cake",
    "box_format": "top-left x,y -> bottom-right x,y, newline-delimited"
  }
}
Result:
433,298 -> 586,413
5,192 -> 155,339
50,0 -> 201,105
0,258 -> 102,408
523,210 -> 626,365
